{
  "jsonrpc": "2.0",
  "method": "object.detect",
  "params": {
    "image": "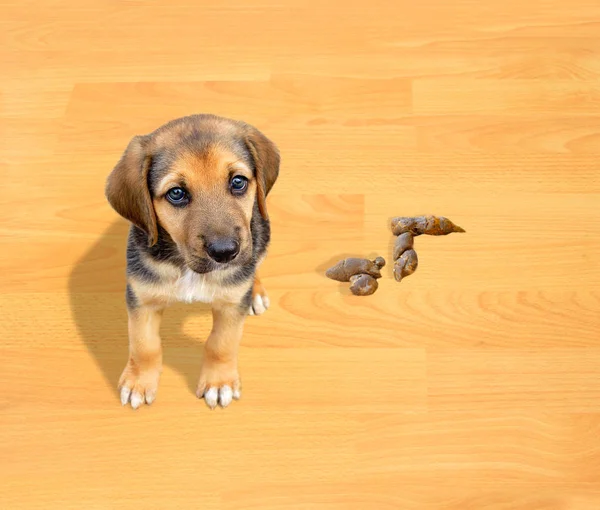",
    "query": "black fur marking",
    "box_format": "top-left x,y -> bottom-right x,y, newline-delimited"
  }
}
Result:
125,283 -> 138,310
147,150 -> 178,197
181,130 -> 221,157
239,285 -> 254,314
126,224 -> 185,278
126,232 -> 160,282
187,256 -> 215,274
222,261 -> 256,286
